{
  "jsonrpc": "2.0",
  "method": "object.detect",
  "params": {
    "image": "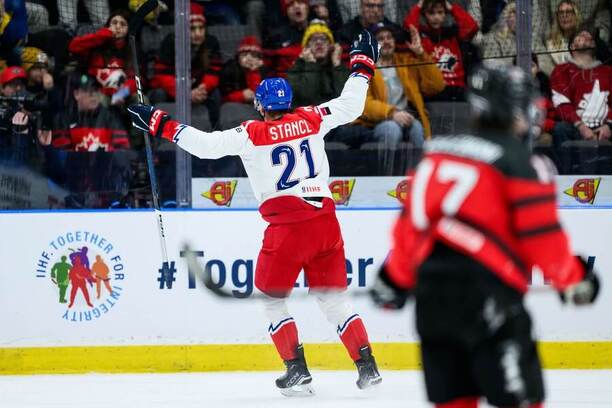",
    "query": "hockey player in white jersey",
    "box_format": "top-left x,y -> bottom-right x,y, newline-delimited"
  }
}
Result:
127,31 -> 382,397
